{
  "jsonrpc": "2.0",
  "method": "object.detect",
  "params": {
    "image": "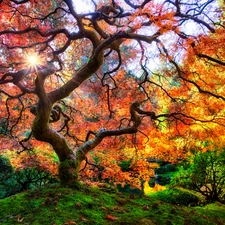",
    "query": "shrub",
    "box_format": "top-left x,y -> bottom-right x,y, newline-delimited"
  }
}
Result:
0,155 -> 14,181
155,167 -> 168,174
118,159 -> 133,172
170,150 -> 225,202
0,155 -> 58,199
0,155 -> 17,198
14,167 -> 58,191
165,164 -> 176,172
0,119 -> 7,135
0,177 -> 20,199
152,188 -> 201,206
